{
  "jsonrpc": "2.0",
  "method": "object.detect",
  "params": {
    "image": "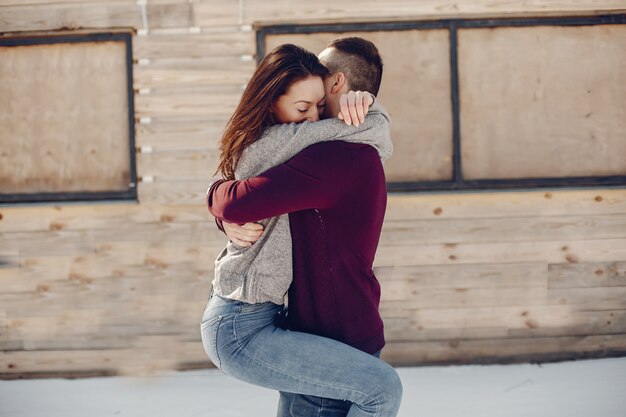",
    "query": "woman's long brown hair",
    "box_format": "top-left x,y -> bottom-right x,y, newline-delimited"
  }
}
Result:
216,44 -> 329,180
